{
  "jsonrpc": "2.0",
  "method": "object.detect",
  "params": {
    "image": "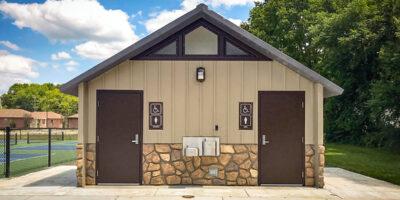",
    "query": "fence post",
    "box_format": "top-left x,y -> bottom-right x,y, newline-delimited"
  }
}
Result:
27,132 -> 30,144
19,130 -> 22,140
48,128 -> 51,167
14,131 -> 17,145
5,127 -> 10,178
62,131 -> 64,141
